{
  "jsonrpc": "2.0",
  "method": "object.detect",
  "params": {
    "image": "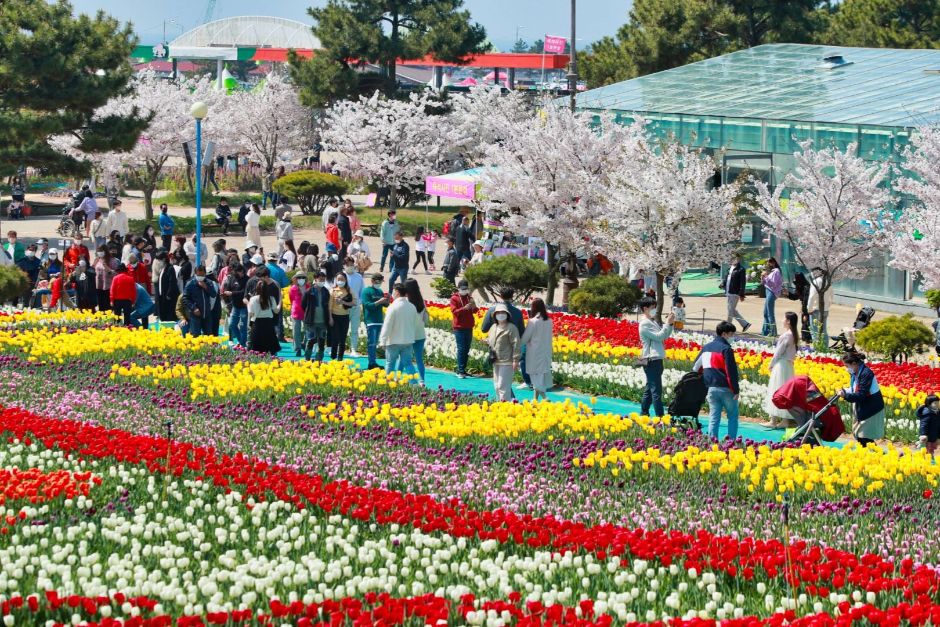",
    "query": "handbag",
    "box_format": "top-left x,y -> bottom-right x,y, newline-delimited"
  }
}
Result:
487,349 -> 498,364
